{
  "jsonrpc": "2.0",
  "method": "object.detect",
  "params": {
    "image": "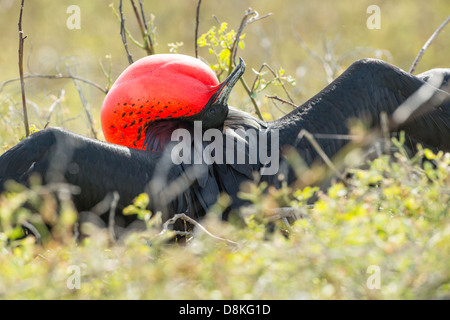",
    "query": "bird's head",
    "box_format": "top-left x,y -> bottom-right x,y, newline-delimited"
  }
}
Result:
101,53 -> 245,149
